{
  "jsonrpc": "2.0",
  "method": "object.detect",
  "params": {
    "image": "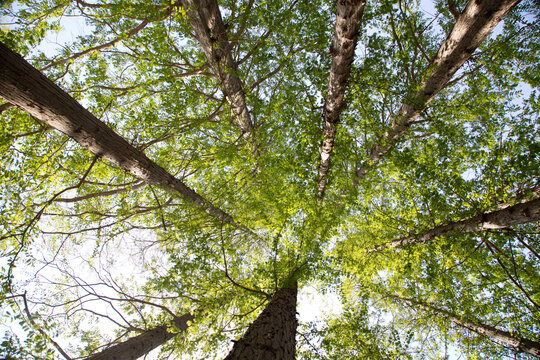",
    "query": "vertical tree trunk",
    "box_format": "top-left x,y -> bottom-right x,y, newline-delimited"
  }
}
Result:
0,41 -> 248,232
355,0 -> 521,181
86,313 -> 194,360
224,285 -> 298,360
393,295 -> 540,357
317,0 -> 366,204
